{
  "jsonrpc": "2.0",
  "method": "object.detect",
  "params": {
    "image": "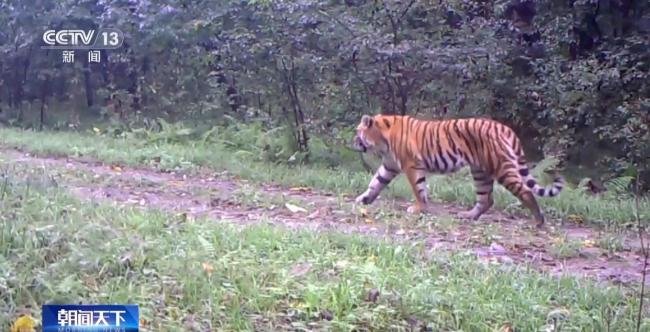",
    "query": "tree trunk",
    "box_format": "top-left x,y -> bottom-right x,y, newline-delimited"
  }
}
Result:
288,60 -> 308,152
40,75 -> 49,130
84,58 -> 94,107
280,57 -> 309,153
